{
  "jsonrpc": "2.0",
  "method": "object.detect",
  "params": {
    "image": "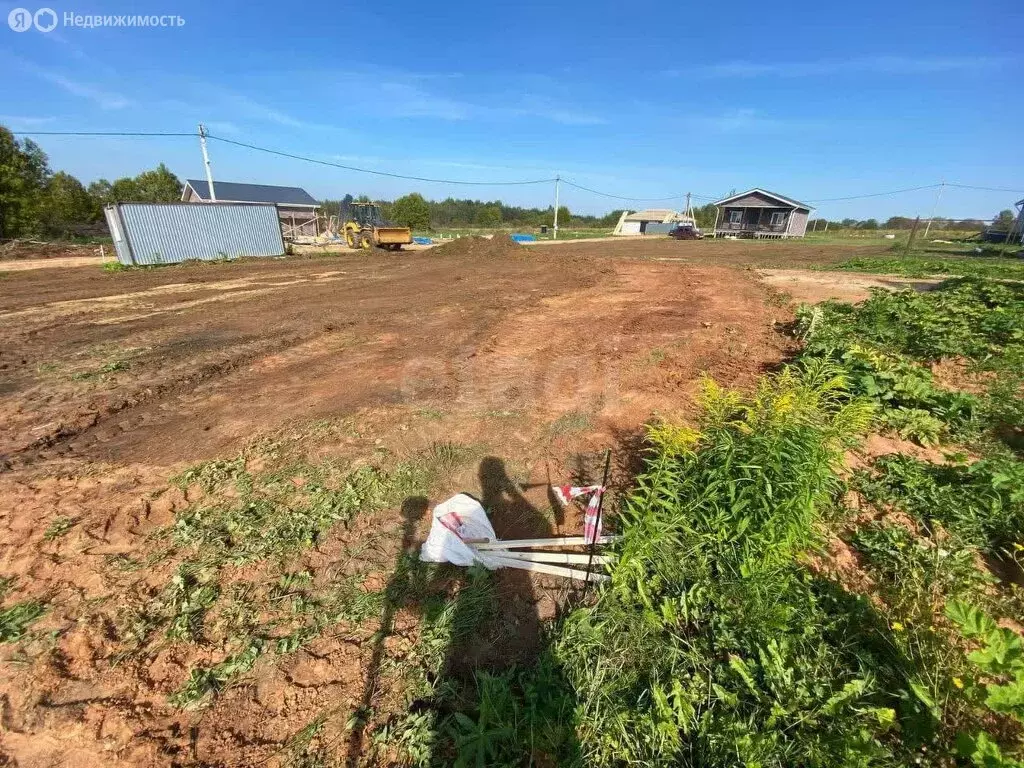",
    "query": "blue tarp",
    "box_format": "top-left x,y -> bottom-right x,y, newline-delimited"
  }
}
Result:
510,233 -> 536,243
413,236 -> 433,244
